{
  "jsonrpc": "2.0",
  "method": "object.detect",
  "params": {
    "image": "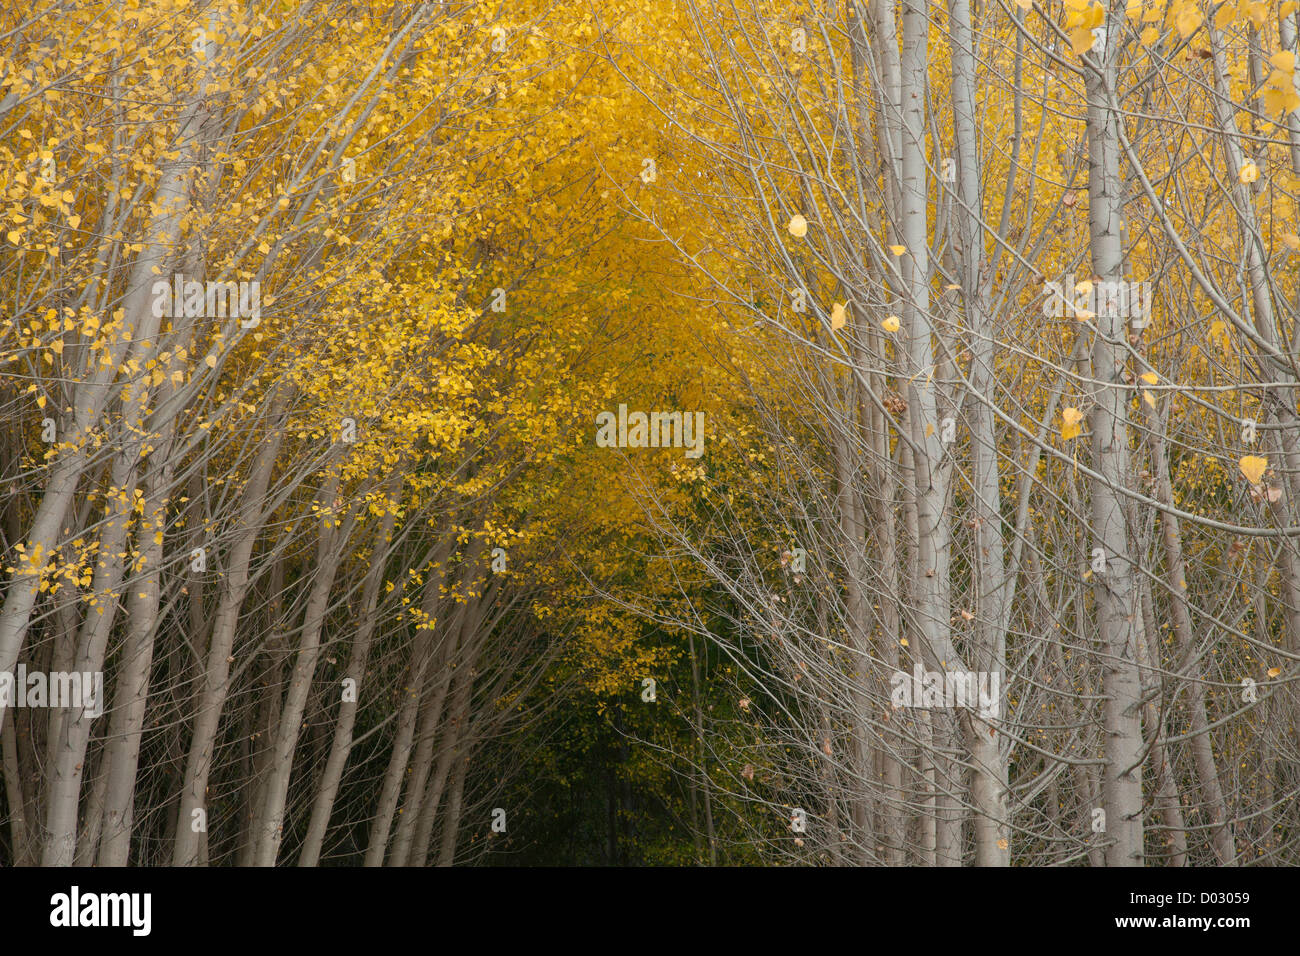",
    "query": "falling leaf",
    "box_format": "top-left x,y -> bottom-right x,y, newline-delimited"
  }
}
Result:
899,637 -> 908,647
831,302 -> 847,330
1267,667 -> 1282,678
1239,455 -> 1268,484
881,315 -> 901,332
788,214 -> 808,237
1209,318 -> 1231,352
888,244 -> 906,256
1062,406 -> 1084,440
997,838 -> 1009,850
1140,371 -> 1158,384
1239,161 -> 1259,184
1143,390 -> 1156,408
205,354 -> 217,368
1285,234 -> 1300,253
